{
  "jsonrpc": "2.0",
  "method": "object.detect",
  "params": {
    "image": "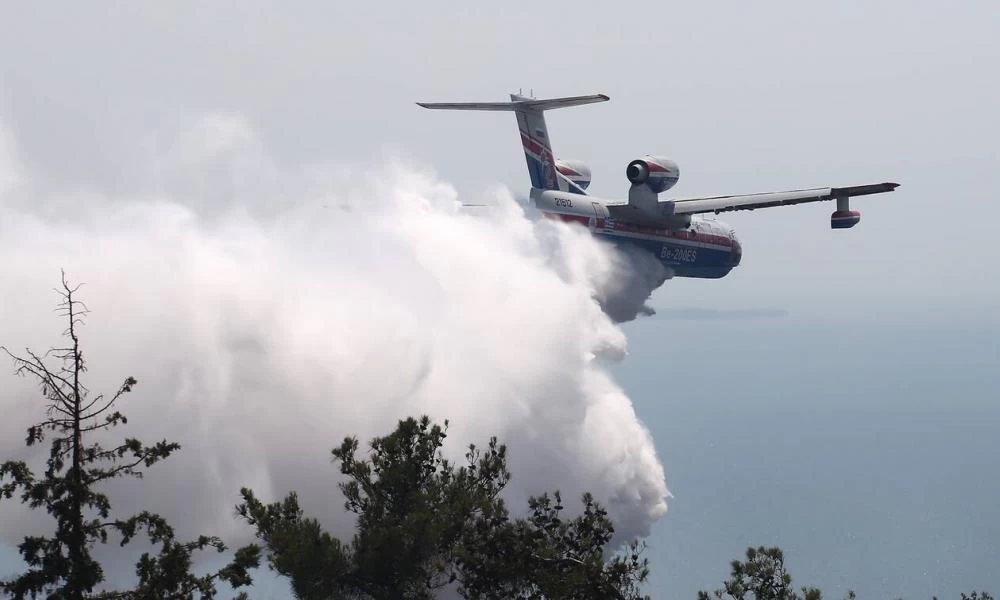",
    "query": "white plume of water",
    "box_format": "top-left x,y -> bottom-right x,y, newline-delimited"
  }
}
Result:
0,116 -> 669,566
